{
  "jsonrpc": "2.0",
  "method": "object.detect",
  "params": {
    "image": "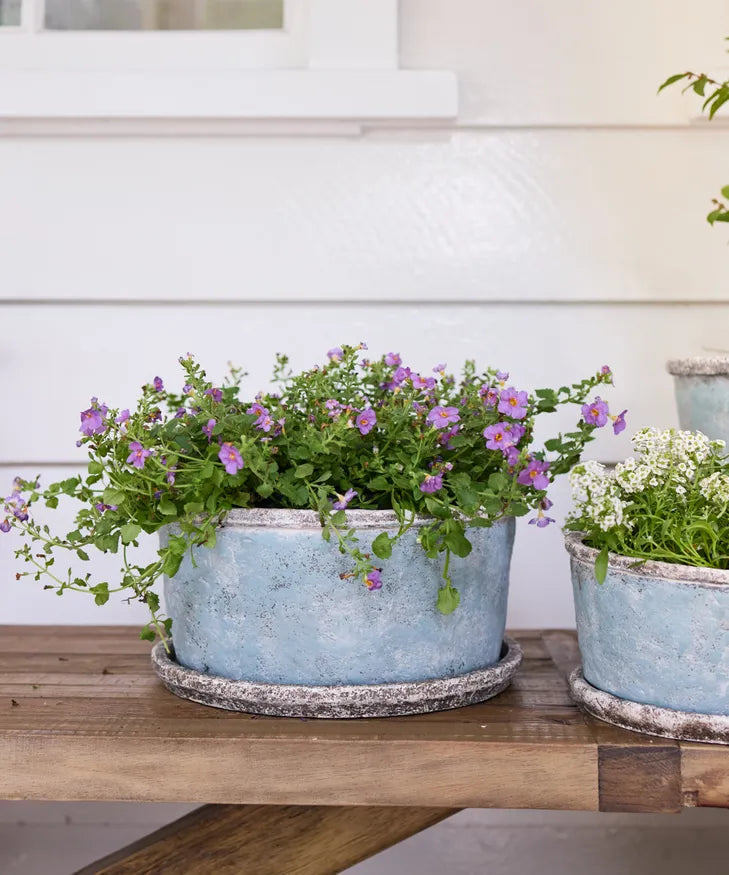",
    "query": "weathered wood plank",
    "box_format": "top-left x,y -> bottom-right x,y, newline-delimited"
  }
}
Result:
681,745 -> 729,809
2,735 -> 599,809
73,804 -> 458,875
598,744 -> 681,813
